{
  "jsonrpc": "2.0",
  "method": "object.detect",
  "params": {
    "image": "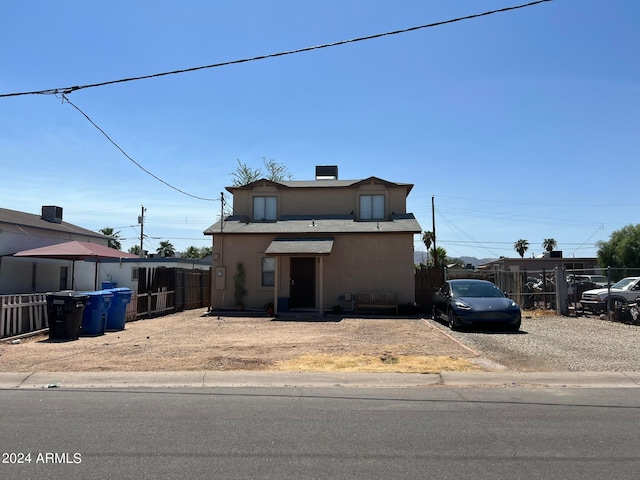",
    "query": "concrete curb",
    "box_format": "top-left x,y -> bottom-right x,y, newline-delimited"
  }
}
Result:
1,371 -> 638,390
